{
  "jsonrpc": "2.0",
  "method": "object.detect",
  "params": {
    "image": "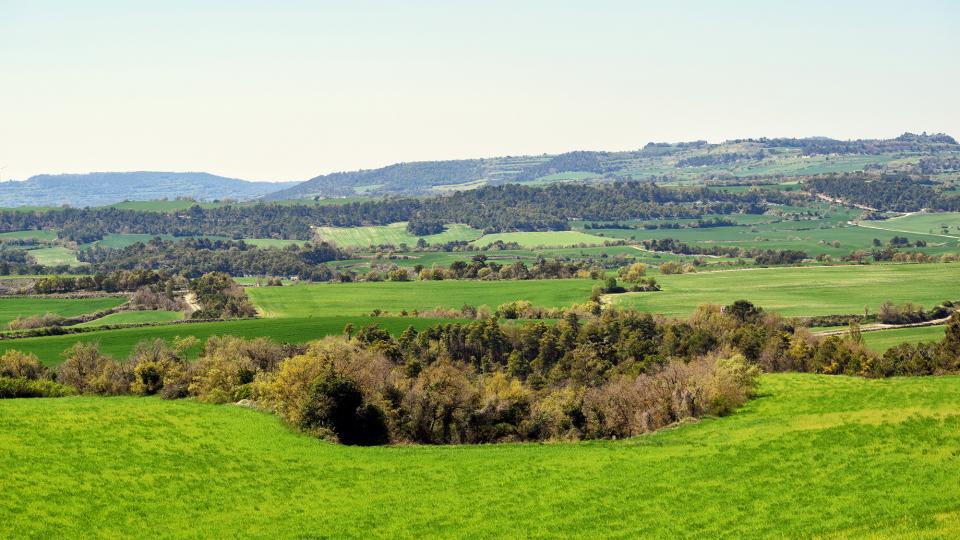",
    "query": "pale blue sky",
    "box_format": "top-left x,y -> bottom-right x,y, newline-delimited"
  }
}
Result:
1,0 -> 957,181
